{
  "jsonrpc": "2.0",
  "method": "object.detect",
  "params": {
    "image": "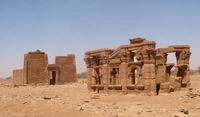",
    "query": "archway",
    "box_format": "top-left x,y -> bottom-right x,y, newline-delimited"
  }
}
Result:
110,68 -> 119,85
128,65 -> 139,85
94,68 -> 101,85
